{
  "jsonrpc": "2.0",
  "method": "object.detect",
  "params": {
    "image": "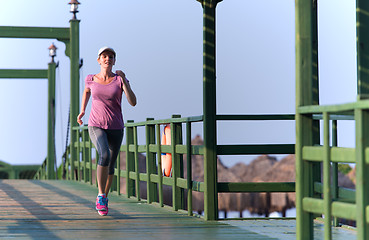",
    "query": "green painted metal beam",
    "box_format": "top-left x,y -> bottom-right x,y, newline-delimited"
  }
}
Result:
201,0 -> 219,221
0,69 -> 48,79
217,144 -> 295,155
216,114 -> 295,121
323,112 -> 332,239
68,19 -> 80,181
0,26 -> 69,40
47,62 -> 56,179
295,0 -> 318,238
357,0 -> 369,99
217,182 -> 295,193
355,108 -> 369,240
